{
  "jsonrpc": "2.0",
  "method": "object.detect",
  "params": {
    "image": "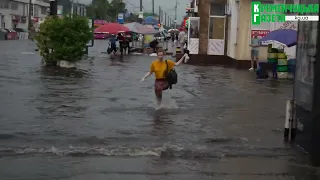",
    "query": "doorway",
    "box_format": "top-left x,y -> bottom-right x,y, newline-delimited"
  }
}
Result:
207,16 -> 226,55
